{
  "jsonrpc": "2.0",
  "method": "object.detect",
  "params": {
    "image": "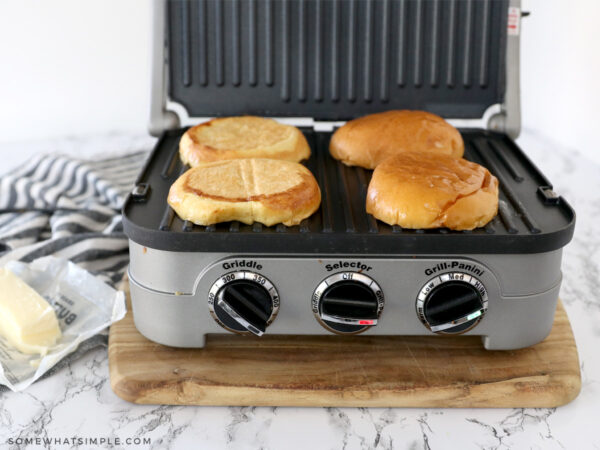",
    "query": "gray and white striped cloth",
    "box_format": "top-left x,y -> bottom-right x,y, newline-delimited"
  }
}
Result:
0,150 -> 148,286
